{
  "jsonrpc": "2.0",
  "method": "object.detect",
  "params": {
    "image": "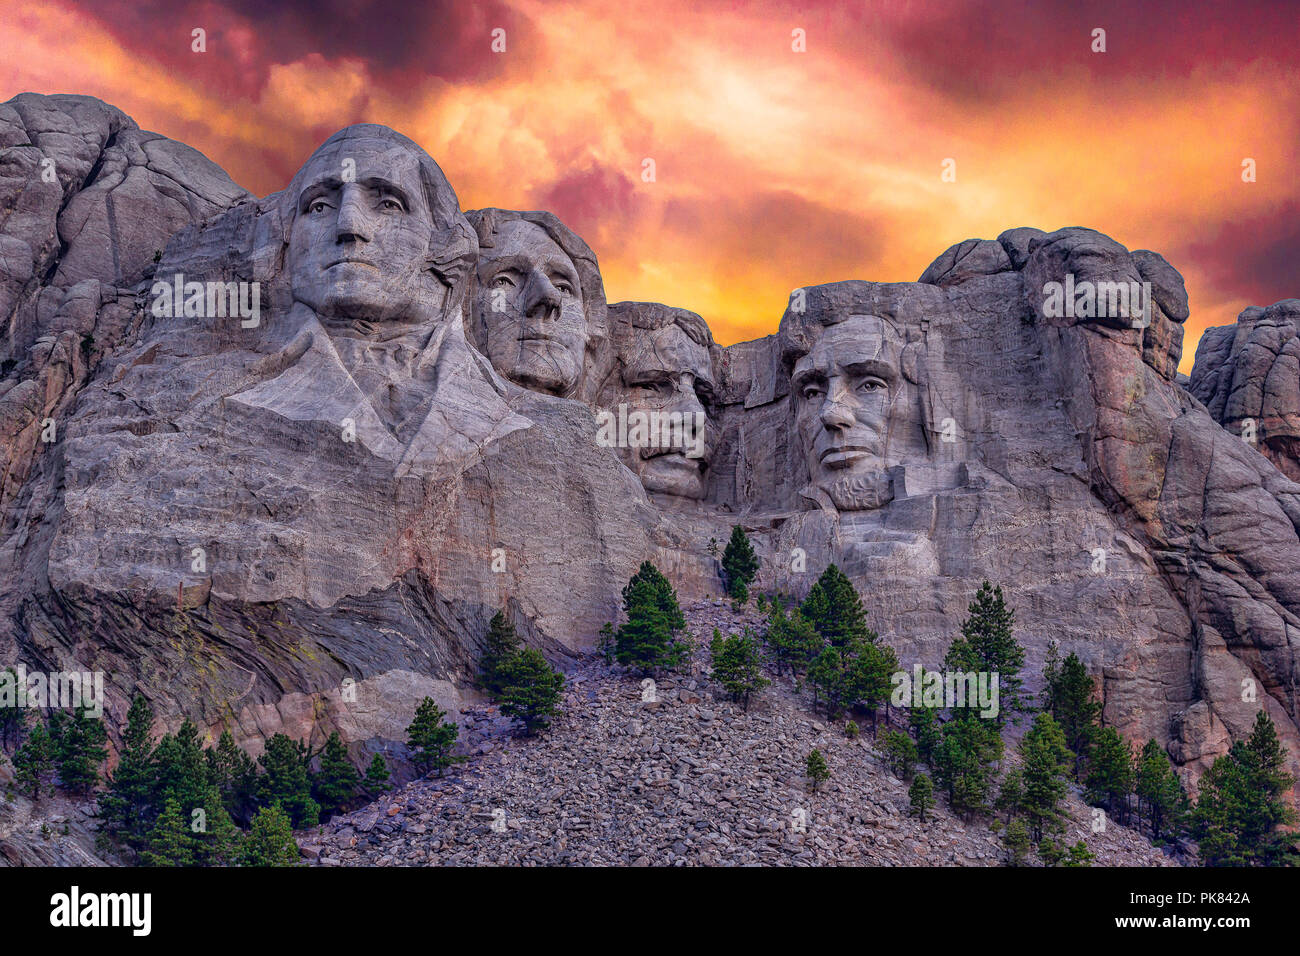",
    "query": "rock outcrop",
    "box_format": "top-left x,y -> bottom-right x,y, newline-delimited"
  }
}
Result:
0,94 -> 1295,797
